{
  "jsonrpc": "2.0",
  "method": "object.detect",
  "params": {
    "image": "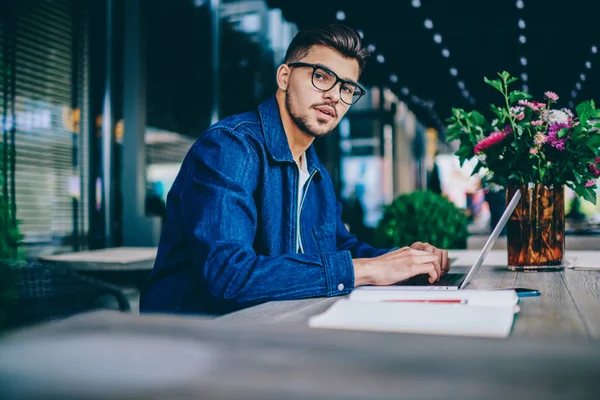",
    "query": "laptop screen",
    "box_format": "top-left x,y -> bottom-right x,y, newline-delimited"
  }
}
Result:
459,190 -> 522,289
